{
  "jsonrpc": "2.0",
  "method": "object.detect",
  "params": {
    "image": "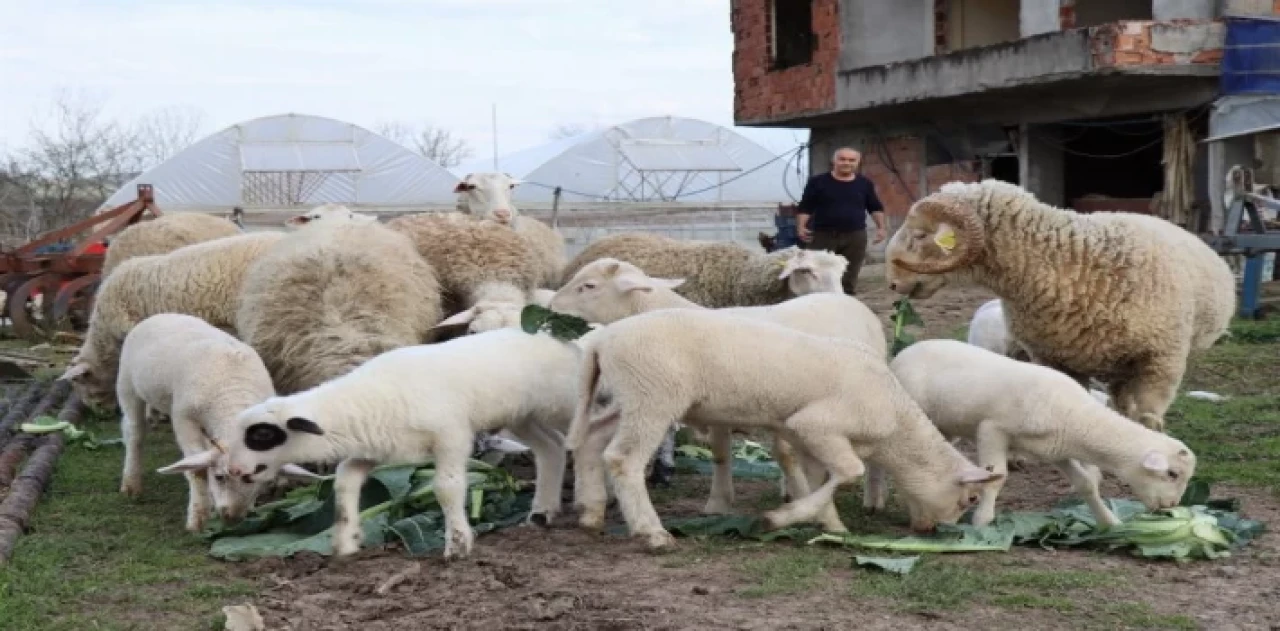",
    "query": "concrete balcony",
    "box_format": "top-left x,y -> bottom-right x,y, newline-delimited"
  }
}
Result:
813,20 -> 1224,128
